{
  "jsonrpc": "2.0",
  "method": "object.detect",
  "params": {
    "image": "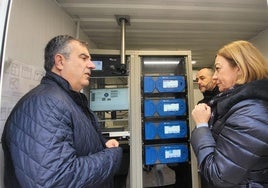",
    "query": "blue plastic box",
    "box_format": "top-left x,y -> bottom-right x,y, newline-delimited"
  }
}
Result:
144,120 -> 188,140
144,144 -> 189,165
144,76 -> 185,93
144,98 -> 187,117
